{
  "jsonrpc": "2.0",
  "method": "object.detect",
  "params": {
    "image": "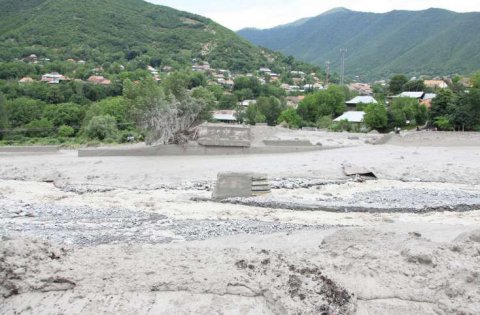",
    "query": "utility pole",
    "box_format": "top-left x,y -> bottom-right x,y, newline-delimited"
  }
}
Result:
325,61 -> 330,86
340,48 -> 347,86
